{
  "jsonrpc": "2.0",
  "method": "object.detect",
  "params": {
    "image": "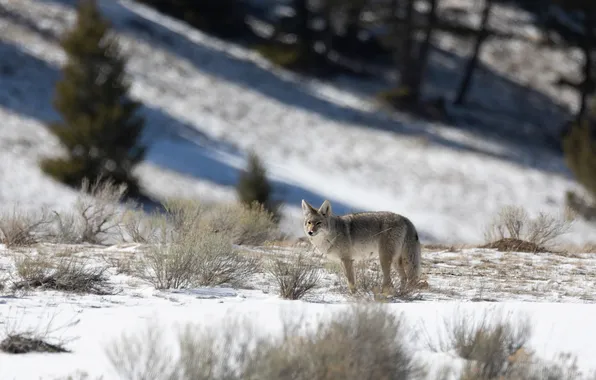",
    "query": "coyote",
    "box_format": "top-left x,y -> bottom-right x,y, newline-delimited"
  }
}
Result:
301,199 -> 421,295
